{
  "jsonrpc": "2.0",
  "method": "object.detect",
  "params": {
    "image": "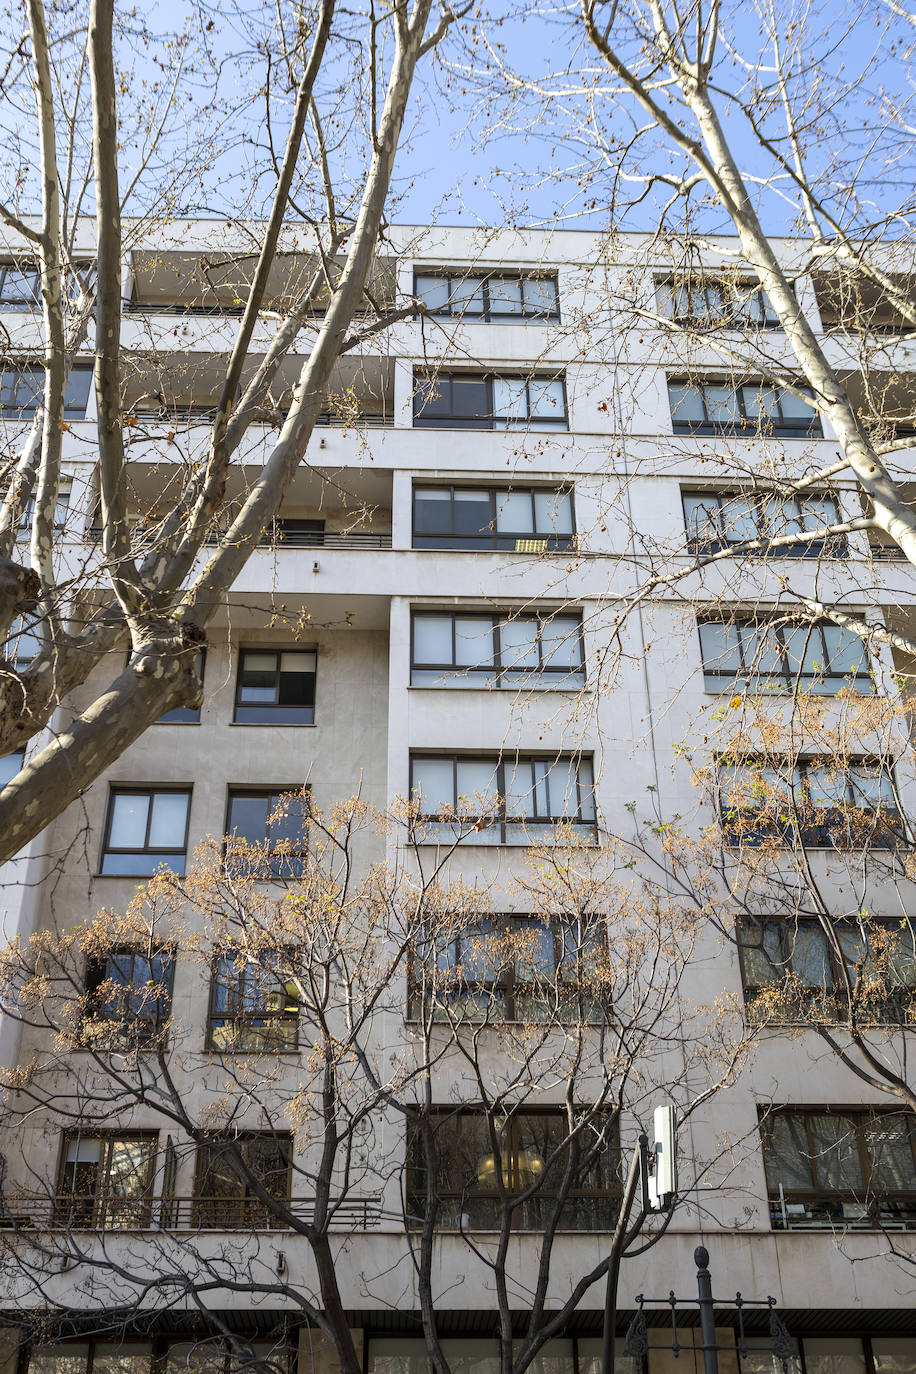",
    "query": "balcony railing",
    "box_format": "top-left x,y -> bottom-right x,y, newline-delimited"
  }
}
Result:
85,526 -> 392,550
770,1193 -> 916,1230
0,1193 -> 382,1232
122,409 -> 394,429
